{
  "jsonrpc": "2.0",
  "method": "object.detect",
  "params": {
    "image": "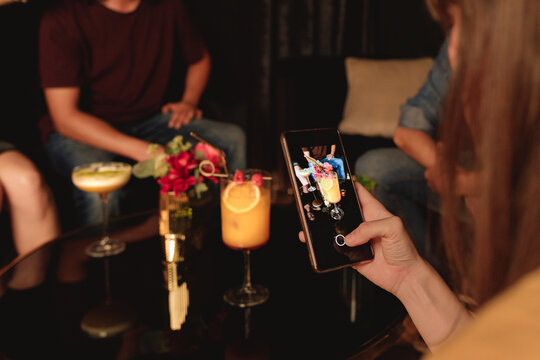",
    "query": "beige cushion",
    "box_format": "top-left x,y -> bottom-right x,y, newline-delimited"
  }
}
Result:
338,57 -> 434,138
